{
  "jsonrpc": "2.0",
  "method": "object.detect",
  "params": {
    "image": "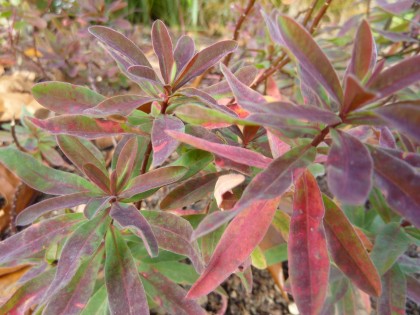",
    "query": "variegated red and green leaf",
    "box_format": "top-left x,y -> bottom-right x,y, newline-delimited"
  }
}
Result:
377,264 -> 406,315
288,170 -> 329,315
